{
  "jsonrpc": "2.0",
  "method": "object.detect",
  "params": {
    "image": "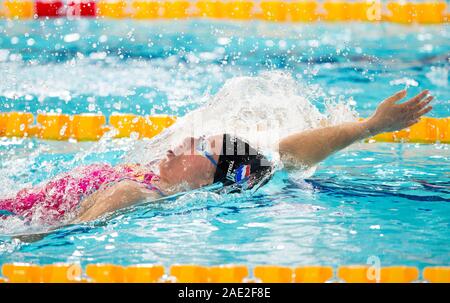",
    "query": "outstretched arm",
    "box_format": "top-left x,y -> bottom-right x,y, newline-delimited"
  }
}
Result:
71,180 -> 161,223
278,90 -> 433,168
